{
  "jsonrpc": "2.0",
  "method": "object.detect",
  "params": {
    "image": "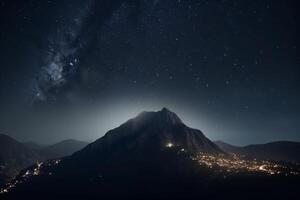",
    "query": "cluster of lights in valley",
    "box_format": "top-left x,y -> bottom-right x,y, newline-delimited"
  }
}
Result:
165,142 -> 300,176
0,159 -> 61,194
192,153 -> 300,176
1,143 -> 299,194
